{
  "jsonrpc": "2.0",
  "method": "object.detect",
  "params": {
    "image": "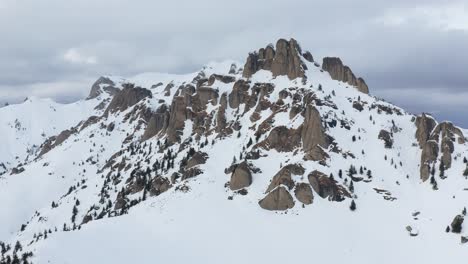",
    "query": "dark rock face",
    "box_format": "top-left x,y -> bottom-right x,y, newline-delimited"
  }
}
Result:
266,164 -> 305,193
415,114 -> 437,148
87,76 -> 120,100
420,140 -> 439,182
216,93 -> 228,134
308,170 -> 350,201
352,101 -> 364,112
322,57 -> 369,94
294,183 -> 313,205
451,215 -> 464,233
192,87 -> 219,112
207,74 -> 236,86
230,161 -> 252,190
378,130 -> 394,148
38,128 -> 77,157
243,38 -> 306,80
259,186 -> 295,211
105,85 -> 152,114
228,80 -> 250,109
